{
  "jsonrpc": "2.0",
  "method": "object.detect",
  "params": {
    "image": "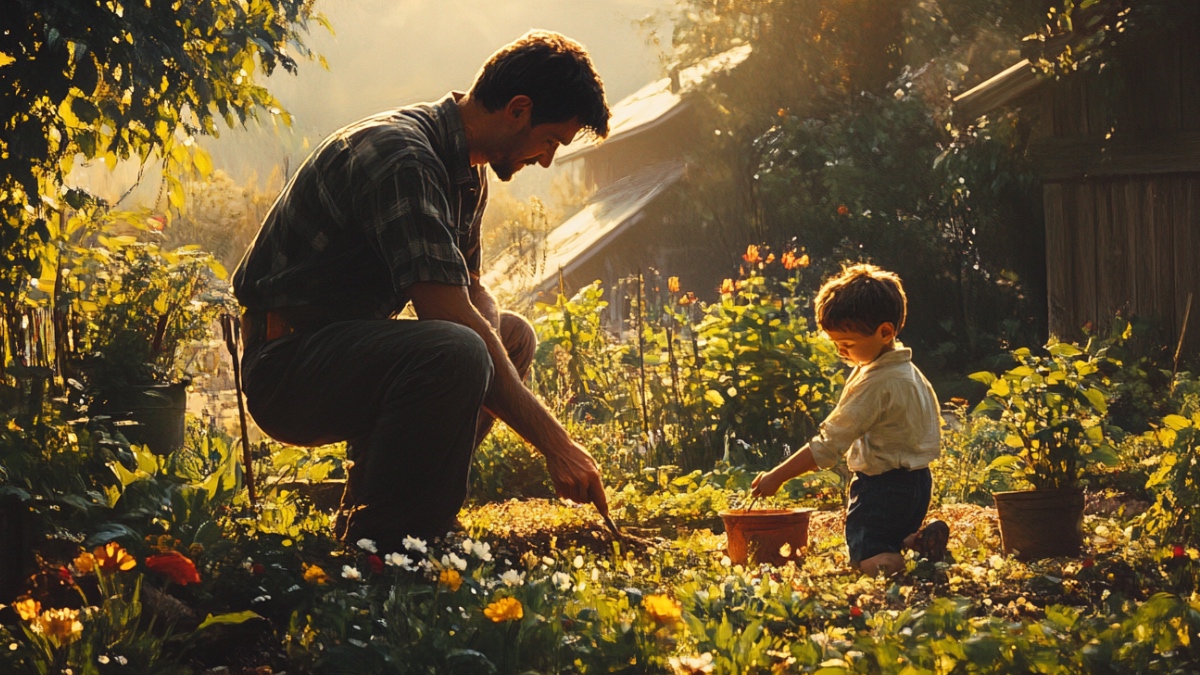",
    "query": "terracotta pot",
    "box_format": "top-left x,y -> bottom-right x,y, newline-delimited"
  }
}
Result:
719,508 -> 813,566
994,488 -> 1085,561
